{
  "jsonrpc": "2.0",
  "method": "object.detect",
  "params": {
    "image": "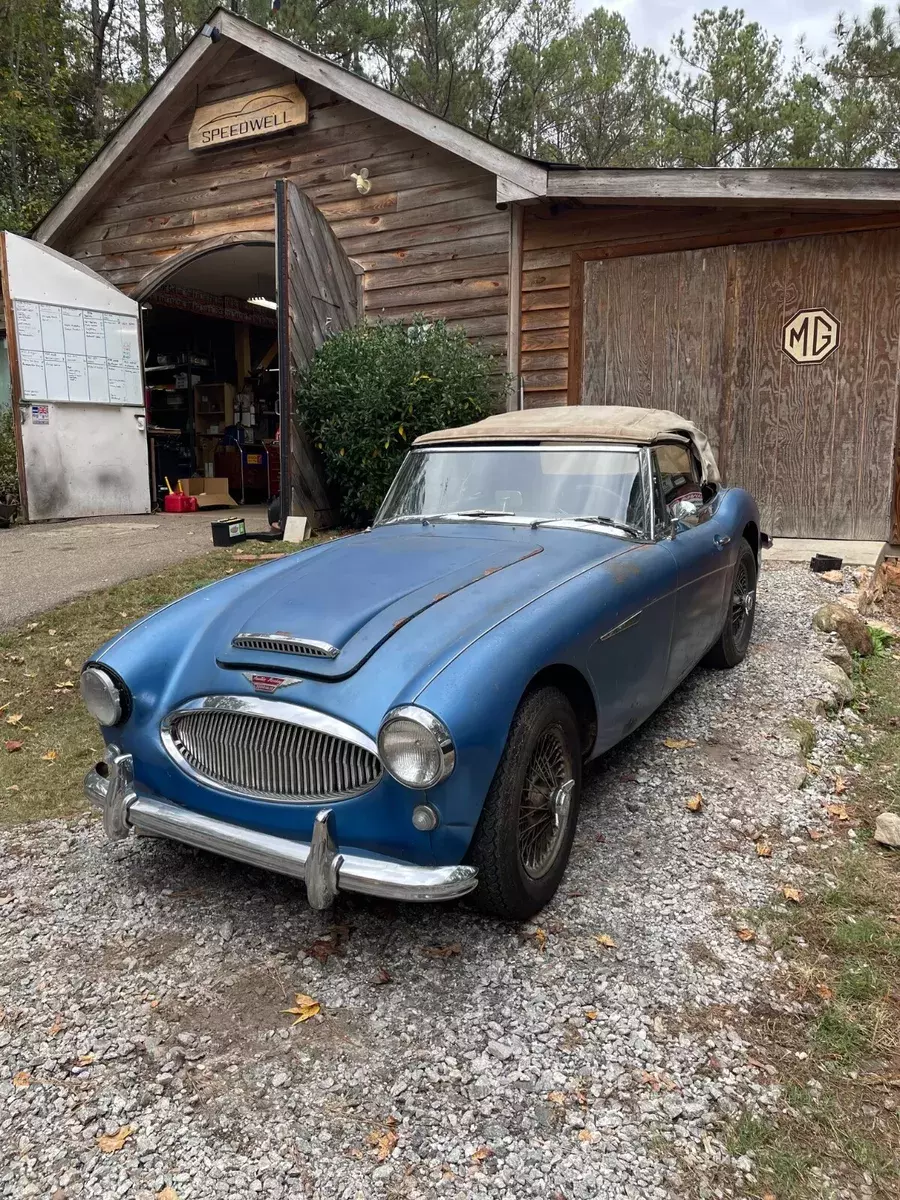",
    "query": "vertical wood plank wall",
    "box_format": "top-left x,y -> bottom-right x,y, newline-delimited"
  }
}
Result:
59,46 -> 511,368
580,231 -> 900,540
521,203 -> 900,409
